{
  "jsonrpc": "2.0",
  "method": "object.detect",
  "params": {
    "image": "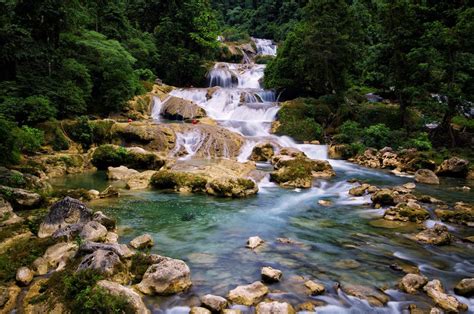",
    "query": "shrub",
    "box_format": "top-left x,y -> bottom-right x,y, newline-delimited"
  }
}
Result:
65,116 -> 94,148
452,115 -> 474,132
17,126 -> 45,154
405,132 -> 432,151
362,123 -> 391,149
334,120 -> 362,144
150,171 -> 207,191
0,117 -> 20,165
134,68 -> 156,81
91,145 -> 129,170
52,127 -> 70,151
